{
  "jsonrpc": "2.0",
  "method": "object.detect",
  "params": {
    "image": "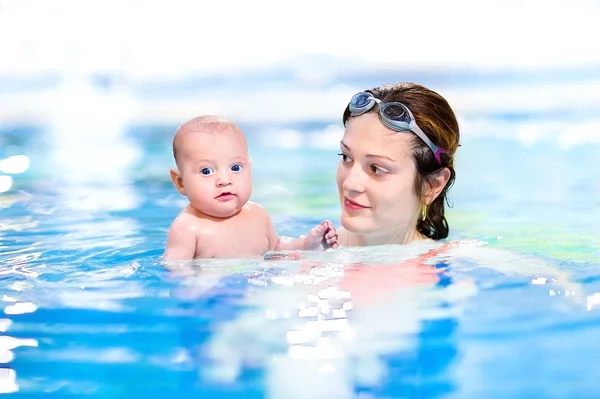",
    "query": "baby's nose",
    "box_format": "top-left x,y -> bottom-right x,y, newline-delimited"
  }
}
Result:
216,172 -> 231,186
